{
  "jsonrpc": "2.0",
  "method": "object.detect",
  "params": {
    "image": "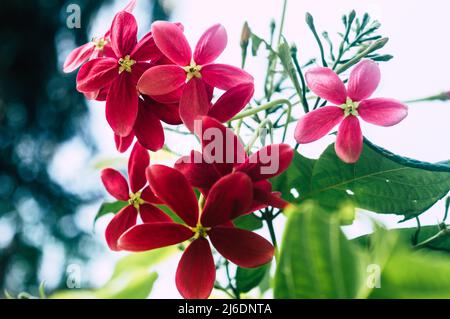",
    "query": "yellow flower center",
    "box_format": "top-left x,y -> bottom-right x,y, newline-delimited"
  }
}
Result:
93,37 -> 108,51
341,97 -> 359,117
128,191 -> 144,209
183,61 -> 202,81
118,55 -> 136,74
190,223 -> 211,239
